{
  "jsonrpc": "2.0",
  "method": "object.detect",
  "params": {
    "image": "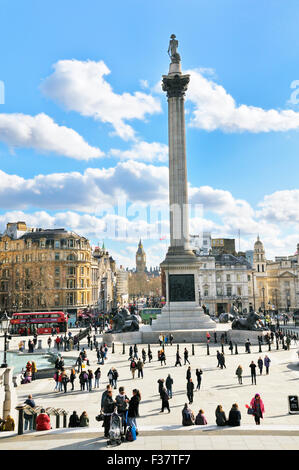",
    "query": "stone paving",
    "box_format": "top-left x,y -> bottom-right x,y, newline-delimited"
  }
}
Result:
1,330 -> 299,450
